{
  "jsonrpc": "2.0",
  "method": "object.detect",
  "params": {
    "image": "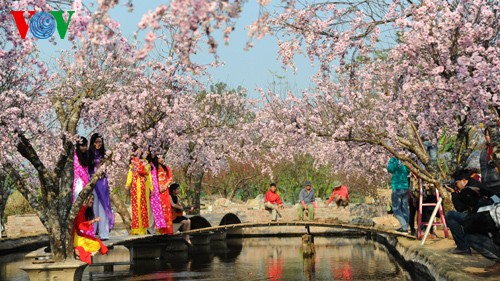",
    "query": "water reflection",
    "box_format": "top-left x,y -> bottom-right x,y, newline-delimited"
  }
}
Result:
267,247 -> 283,280
211,239 -> 243,263
0,237 -> 409,281
0,252 -> 29,281
303,255 -> 315,281
235,237 -> 407,281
